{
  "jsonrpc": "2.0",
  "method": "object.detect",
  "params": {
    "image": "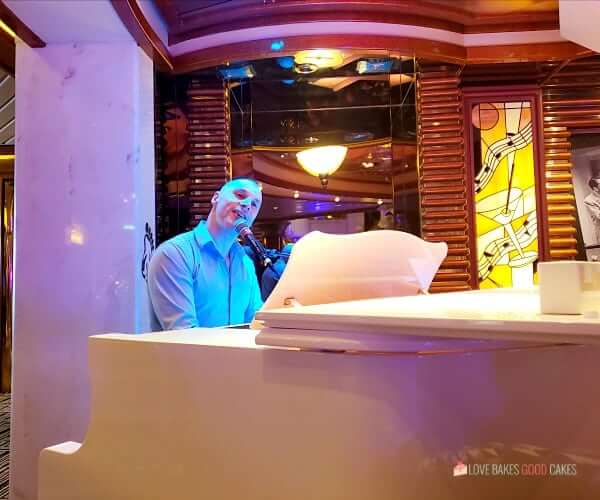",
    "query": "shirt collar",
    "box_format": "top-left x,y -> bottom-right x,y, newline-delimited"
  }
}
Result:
193,220 -> 244,258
